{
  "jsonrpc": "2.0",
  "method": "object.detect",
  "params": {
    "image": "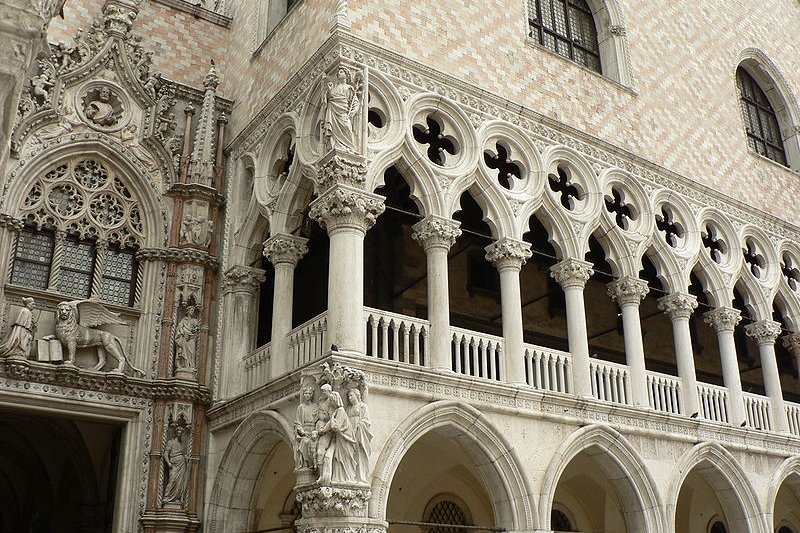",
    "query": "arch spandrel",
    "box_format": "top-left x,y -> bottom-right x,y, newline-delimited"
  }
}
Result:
369,400 -> 536,531
666,442 -> 767,533
538,424 -> 665,533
